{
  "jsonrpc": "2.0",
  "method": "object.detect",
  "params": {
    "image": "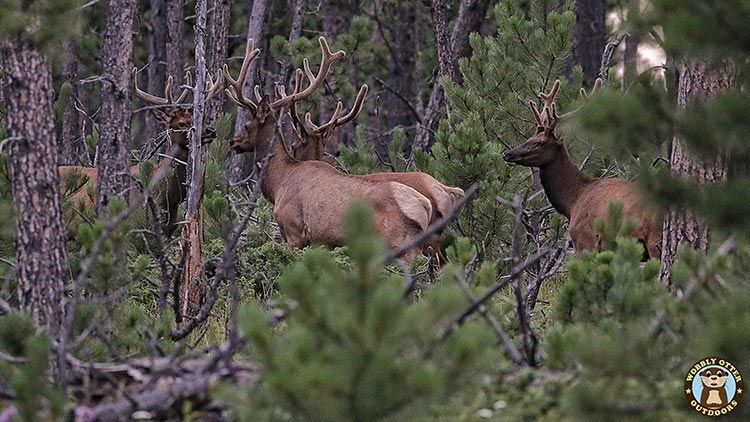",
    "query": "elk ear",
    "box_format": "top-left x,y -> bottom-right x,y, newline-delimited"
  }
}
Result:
151,108 -> 174,125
